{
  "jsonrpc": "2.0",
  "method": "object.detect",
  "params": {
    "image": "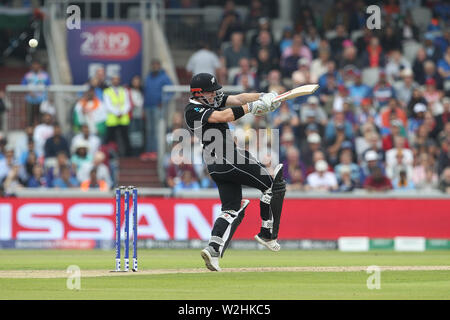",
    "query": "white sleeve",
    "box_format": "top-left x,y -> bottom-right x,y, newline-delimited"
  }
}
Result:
122,89 -> 131,114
